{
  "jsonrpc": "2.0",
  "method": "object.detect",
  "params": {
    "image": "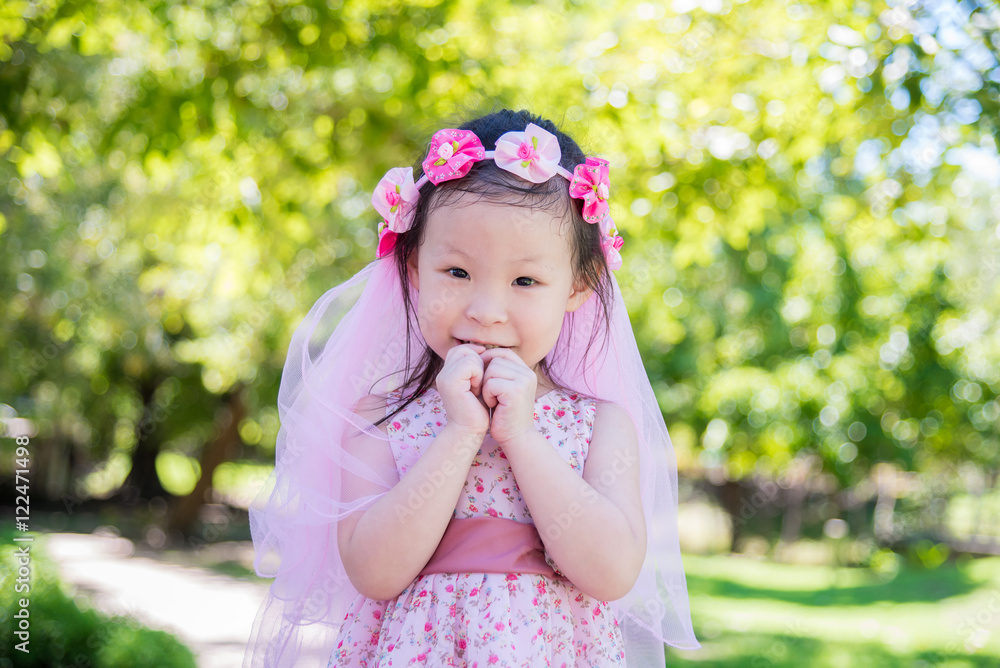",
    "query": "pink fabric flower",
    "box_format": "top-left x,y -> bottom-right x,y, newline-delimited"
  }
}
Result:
376,221 -> 398,259
569,157 -> 611,224
372,167 -> 419,233
421,128 -> 485,185
602,234 -> 624,271
494,123 -> 562,183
